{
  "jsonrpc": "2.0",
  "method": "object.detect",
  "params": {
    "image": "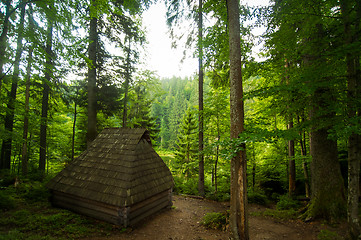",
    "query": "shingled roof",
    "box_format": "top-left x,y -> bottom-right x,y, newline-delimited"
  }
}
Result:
47,128 -> 174,208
